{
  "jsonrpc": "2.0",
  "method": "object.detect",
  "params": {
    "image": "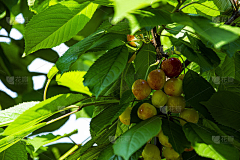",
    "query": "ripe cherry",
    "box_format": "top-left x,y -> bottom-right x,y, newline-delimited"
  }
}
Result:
161,57 -> 182,78
132,79 -> 151,100
147,69 -> 166,90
